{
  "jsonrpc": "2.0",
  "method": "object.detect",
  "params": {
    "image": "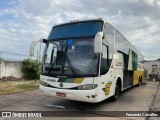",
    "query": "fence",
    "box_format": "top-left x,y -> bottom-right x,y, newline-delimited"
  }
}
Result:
0,51 -> 30,81
0,59 -> 23,79
0,50 -> 41,81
